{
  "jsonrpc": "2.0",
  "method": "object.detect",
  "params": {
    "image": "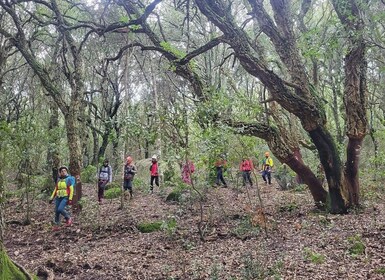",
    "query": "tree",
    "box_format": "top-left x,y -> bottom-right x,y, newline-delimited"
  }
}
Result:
0,0 -> 94,207
193,0 -> 368,213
